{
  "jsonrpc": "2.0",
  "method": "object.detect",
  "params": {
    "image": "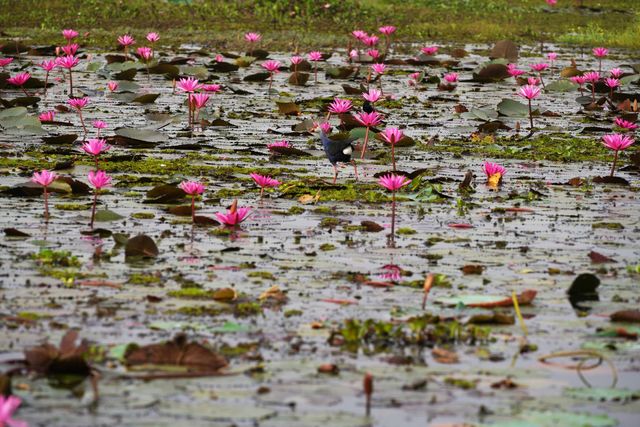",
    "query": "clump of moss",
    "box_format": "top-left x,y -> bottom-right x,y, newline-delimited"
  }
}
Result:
128,273 -> 161,285
319,243 -> 336,251
247,271 -> 275,280
167,288 -> 213,299
31,249 -> 81,268
396,227 -> 417,235
131,212 -> 155,219
55,203 -> 89,211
